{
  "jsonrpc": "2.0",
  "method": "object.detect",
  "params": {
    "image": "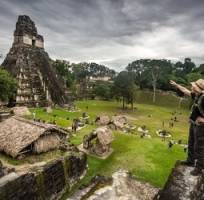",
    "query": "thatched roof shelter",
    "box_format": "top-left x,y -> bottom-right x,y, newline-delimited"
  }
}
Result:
0,116 -> 68,158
